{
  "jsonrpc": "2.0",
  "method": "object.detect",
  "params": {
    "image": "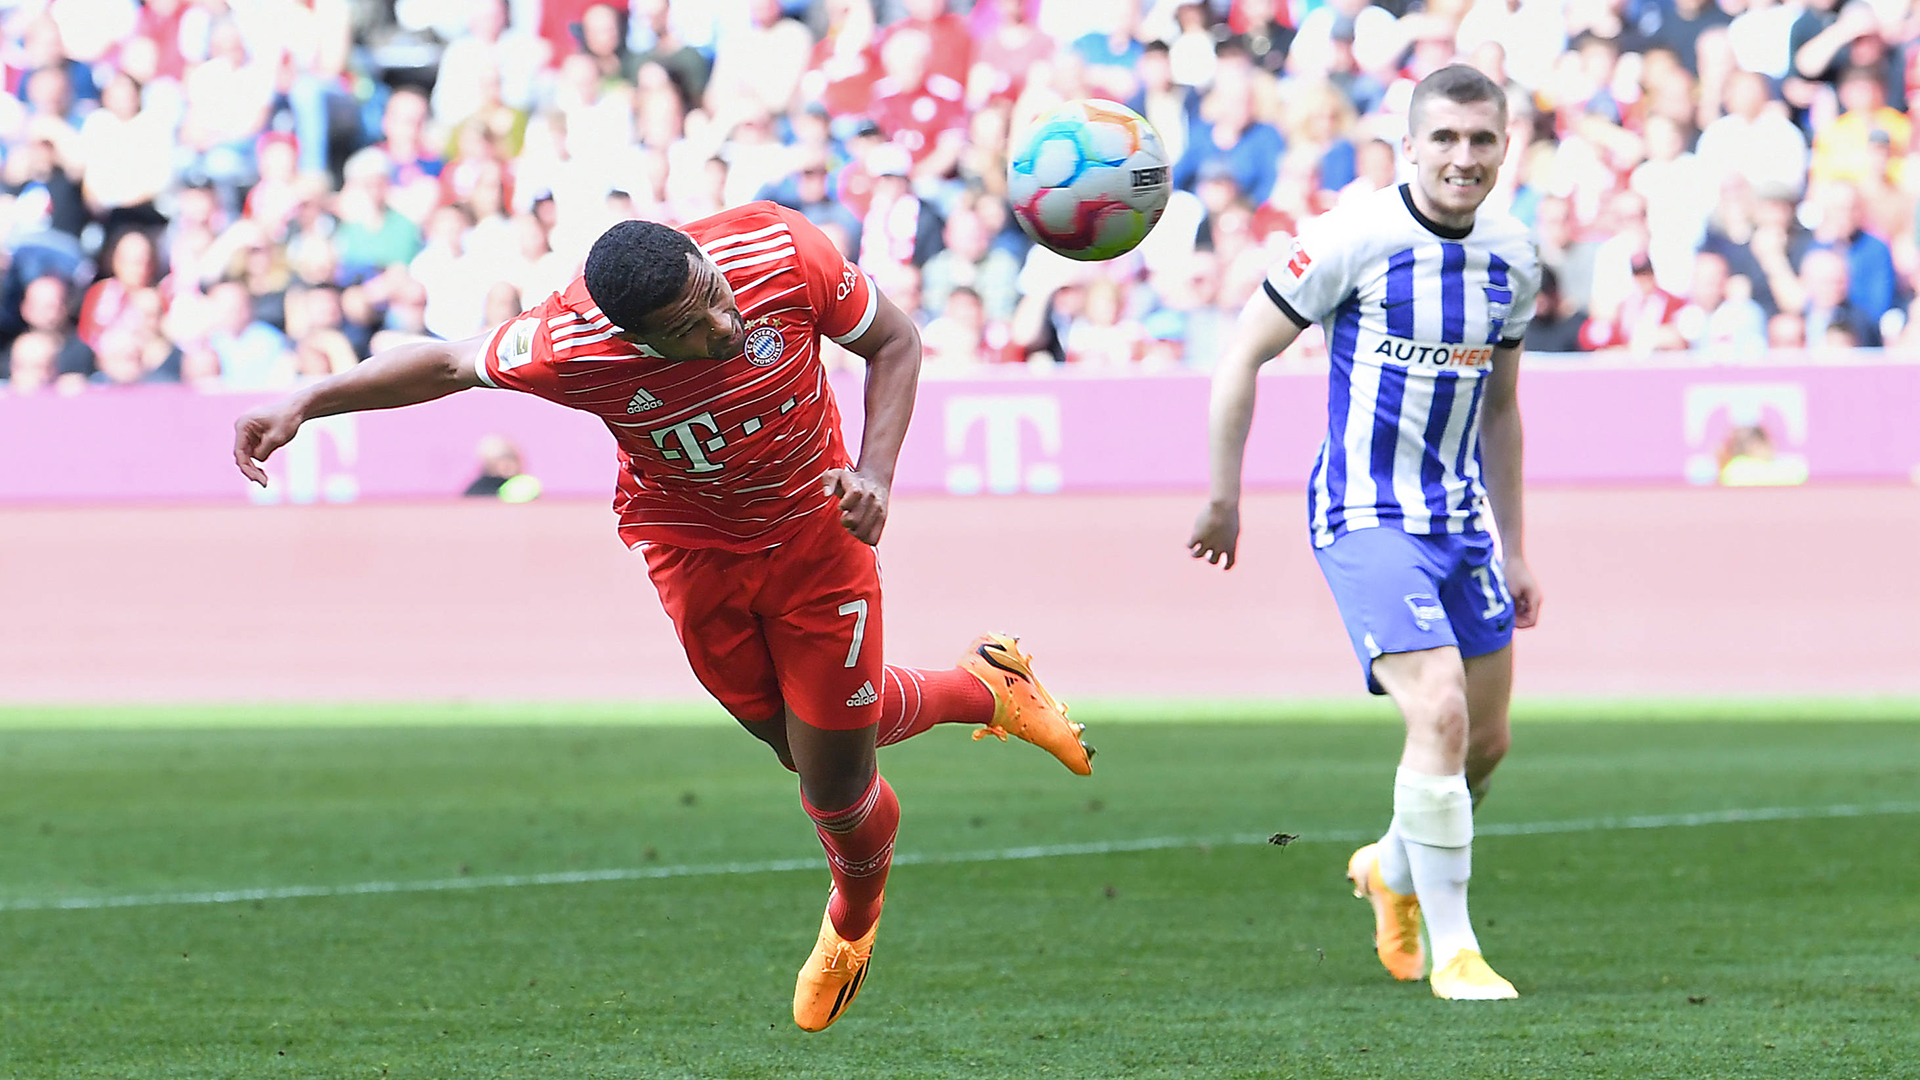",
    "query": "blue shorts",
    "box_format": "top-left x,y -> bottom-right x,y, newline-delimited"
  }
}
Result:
1313,527 -> 1515,694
